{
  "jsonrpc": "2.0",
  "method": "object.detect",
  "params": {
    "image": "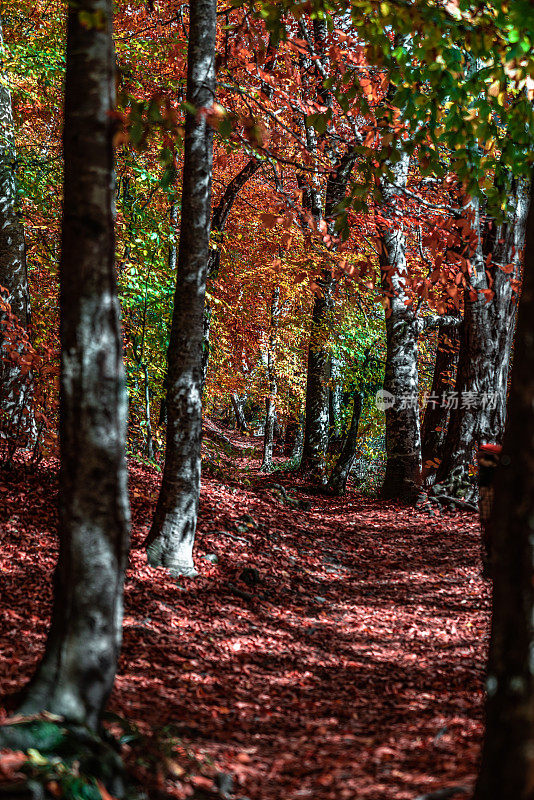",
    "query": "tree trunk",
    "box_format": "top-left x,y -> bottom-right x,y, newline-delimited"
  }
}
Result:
141,361 -> 154,459
261,401 -> 276,471
327,355 -> 344,452
473,182 -> 534,800
297,16 -> 355,482
379,150 -> 422,503
300,270 -> 332,481
144,0 -> 216,577
14,0 -> 130,730
437,220 -> 486,491
436,185 -> 528,493
0,16 -> 33,439
421,325 -> 459,484
231,392 -> 248,433
168,198 -> 178,273
300,147 -> 356,481
158,199 -> 178,427
284,415 -> 303,460
260,286 -> 280,472
487,178 -> 529,440
327,391 -> 363,496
